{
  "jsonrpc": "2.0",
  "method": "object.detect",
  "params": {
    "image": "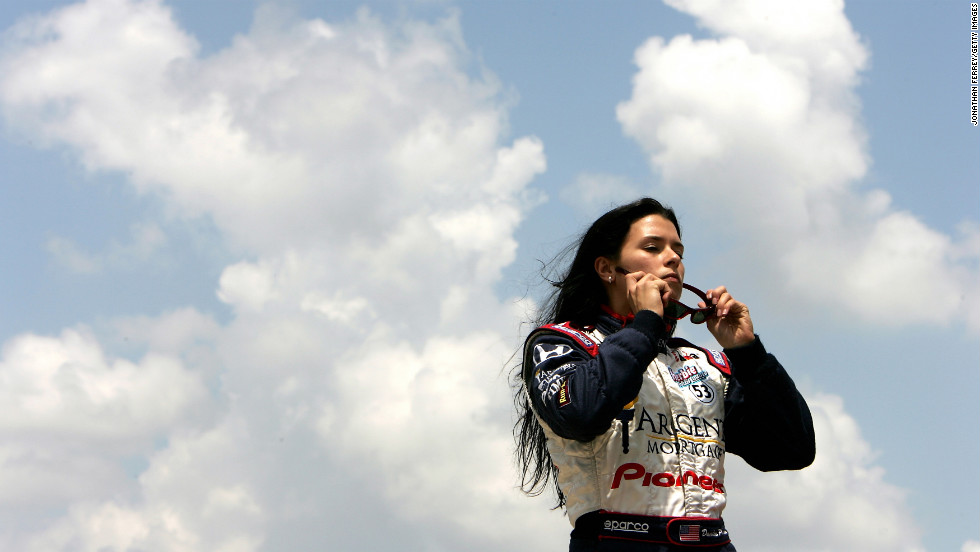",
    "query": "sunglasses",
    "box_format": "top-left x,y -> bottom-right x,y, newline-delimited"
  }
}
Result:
615,267 -> 715,324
